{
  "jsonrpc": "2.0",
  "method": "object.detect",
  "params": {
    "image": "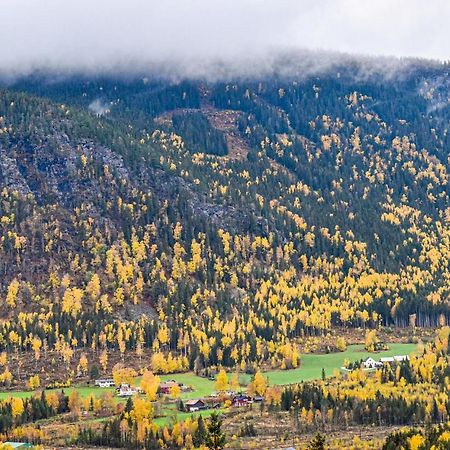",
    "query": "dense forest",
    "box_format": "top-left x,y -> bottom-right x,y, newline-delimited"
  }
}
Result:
0,62 -> 449,375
